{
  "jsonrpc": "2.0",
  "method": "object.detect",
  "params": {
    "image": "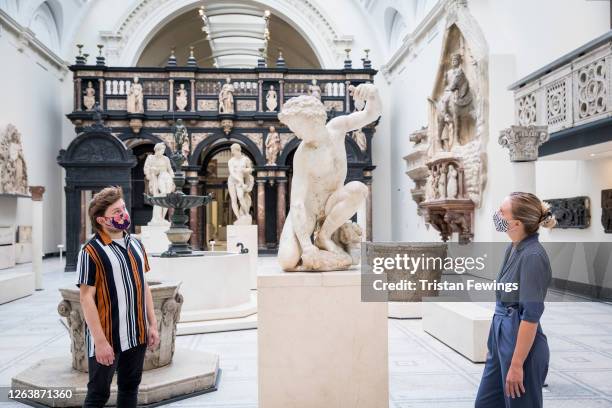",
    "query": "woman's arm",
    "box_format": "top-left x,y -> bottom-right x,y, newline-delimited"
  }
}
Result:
505,320 -> 538,398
